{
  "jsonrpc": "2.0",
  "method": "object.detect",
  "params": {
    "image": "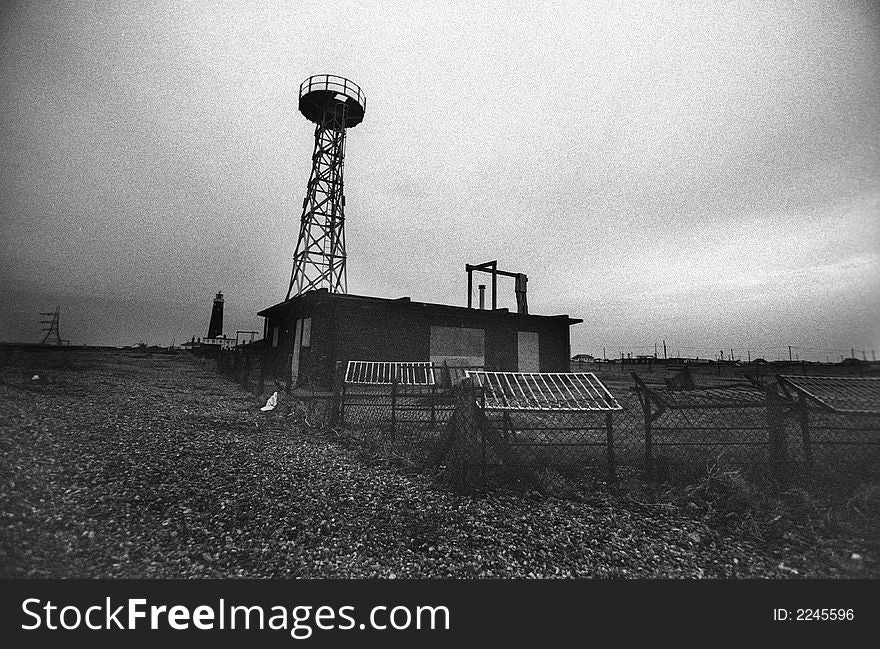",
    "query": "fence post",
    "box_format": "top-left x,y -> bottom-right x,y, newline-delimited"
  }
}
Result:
444,378 -> 487,488
474,382 -> 486,486
480,419 -> 487,487
642,392 -> 654,480
430,383 -> 436,429
630,373 -> 654,480
335,361 -> 346,426
766,384 -> 789,482
605,411 -> 616,482
797,392 -> 813,469
390,377 -> 398,439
